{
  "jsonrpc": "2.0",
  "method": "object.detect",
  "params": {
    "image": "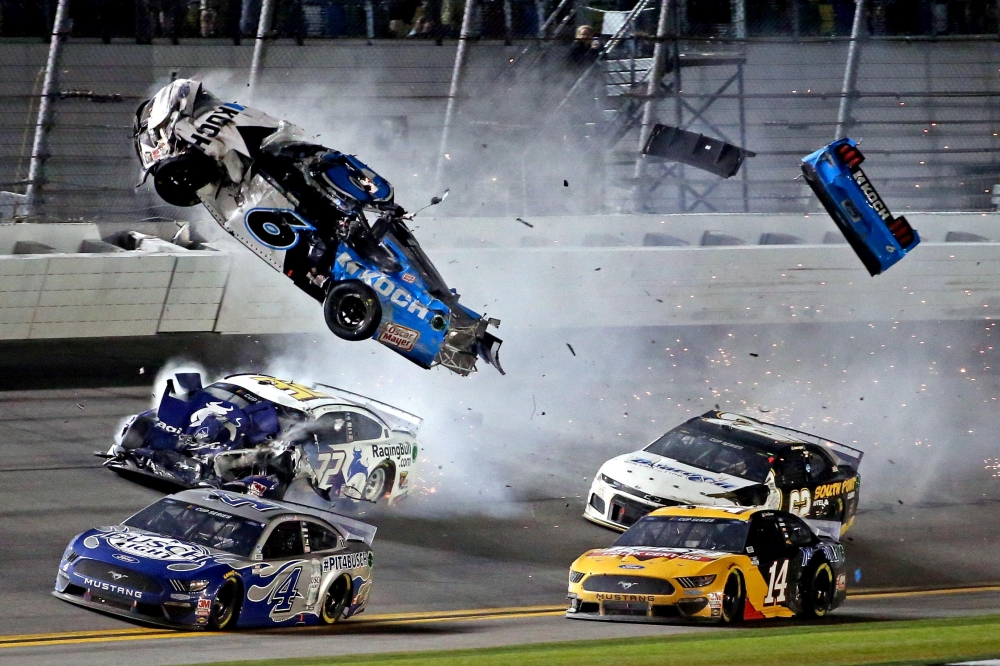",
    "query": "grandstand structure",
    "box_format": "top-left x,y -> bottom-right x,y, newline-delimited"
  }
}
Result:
1,0 -> 999,224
